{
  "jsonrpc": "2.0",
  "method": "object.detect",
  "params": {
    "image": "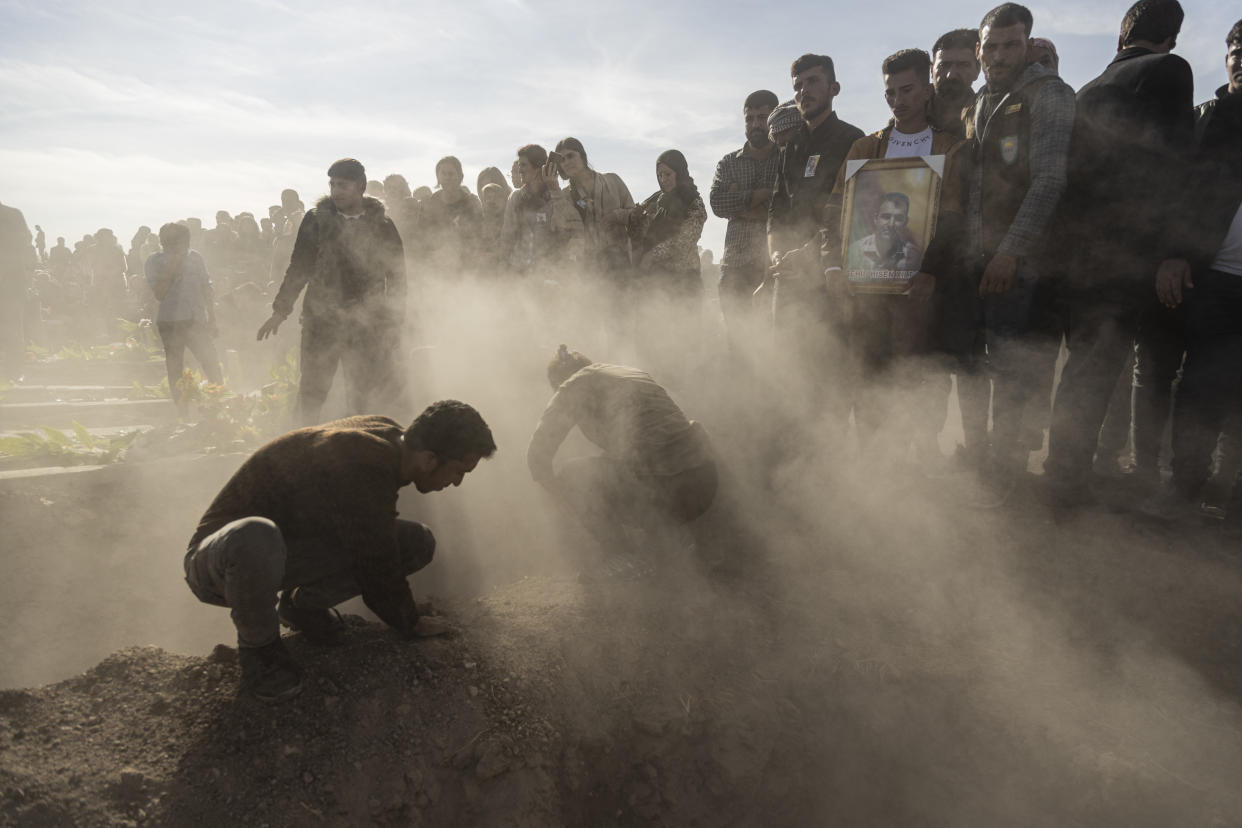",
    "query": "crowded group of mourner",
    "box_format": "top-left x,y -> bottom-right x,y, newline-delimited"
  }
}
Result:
1,1 -> 1240,700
